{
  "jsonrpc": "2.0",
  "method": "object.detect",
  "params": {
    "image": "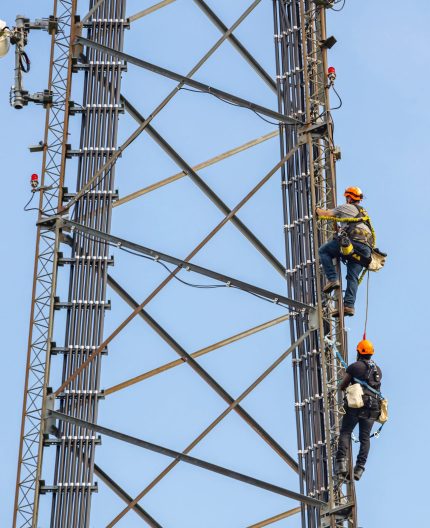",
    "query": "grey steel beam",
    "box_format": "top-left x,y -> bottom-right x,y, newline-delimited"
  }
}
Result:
114,130 -> 279,207
128,0 -> 177,22
122,95 -> 286,277
102,274 -> 299,473
94,465 -> 163,527
193,0 -> 277,92
49,411 -> 324,508
57,217 -> 311,312
75,36 -> 297,125
106,274 -> 293,394
104,330 -> 311,526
